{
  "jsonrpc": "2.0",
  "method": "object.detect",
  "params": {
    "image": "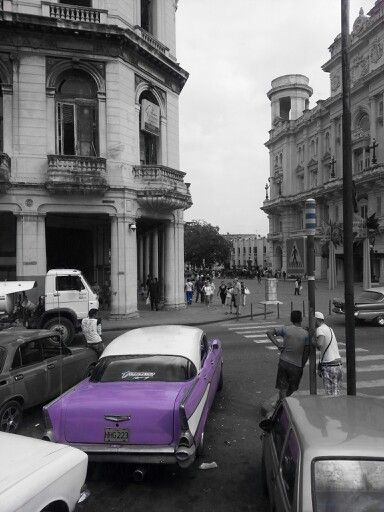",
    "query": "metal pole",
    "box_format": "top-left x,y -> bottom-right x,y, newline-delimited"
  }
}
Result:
277,303 -> 280,319
341,0 -> 356,395
251,302 -> 253,320
306,198 -> 317,395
